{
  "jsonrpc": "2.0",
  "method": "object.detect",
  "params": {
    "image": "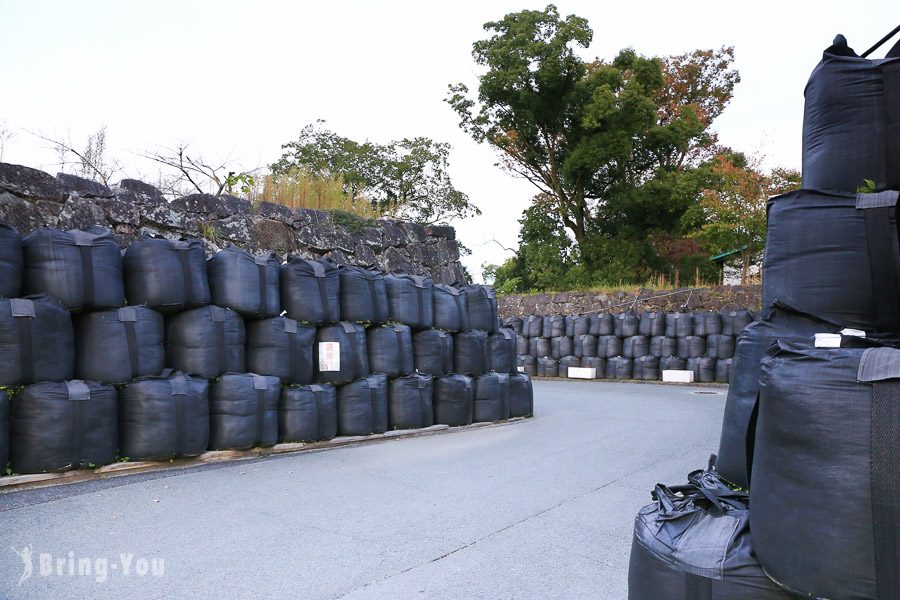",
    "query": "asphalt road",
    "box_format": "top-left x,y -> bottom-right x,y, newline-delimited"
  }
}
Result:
0,380 -> 726,600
